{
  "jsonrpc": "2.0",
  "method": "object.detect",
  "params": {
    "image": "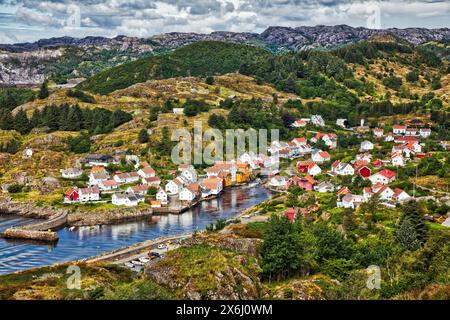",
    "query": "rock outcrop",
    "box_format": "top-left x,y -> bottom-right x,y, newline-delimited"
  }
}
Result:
2,228 -> 58,243
183,234 -> 262,258
67,207 -> 153,226
145,236 -> 263,300
266,279 -> 326,300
